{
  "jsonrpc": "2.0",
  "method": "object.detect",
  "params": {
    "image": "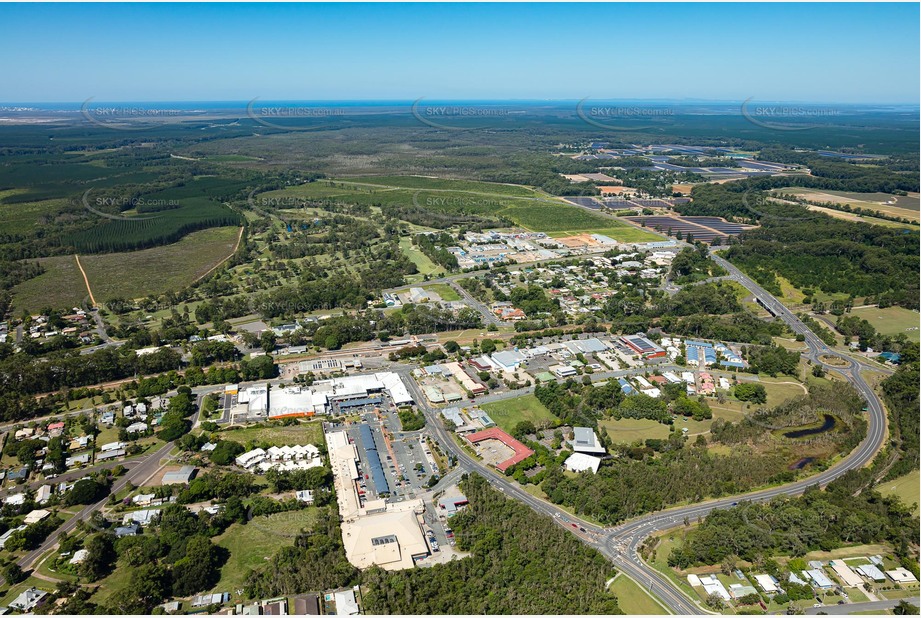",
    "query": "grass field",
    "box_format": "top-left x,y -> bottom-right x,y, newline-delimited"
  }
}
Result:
804,204 -> 919,230
850,306 -> 920,342
398,236 -> 444,278
480,394 -> 558,433
209,509 -> 320,594
600,418 -> 672,444
0,192 -> 69,235
774,187 -> 919,216
758,378 -> 809,407
218,421 -> 324,446
11,254 -> 89,314
422,282 -> 461,302
260,177 -> 648,234
878,470 -> 920,515
79,226 -> 240,304
609,574 -> 672,615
